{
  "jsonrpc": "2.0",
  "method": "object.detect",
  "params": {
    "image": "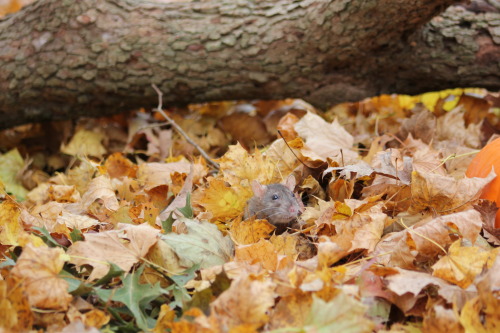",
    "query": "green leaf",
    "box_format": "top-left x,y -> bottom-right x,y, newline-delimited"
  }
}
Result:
0,149 -> 28,200
160,217 -> 234,269
301,293 -> 375,333
94,263 -> 124,286
178,192 -> 193,218
70,228 -> 84,242
0,256 -> 15,268
161,211 -> 175,234
32,227 -> 66,249
60,270 -> 93,295
167,264 -> 197,309
95,265 -> 169,331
